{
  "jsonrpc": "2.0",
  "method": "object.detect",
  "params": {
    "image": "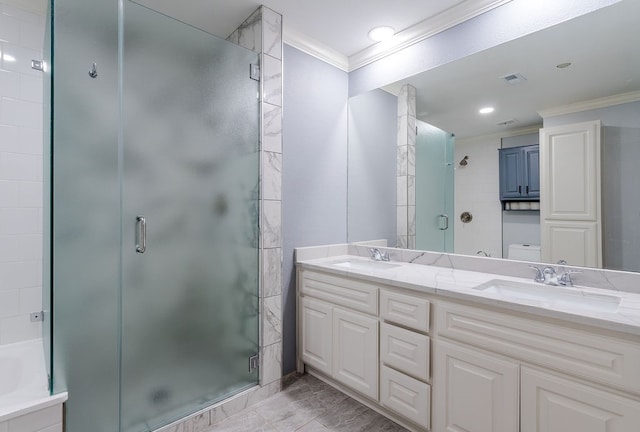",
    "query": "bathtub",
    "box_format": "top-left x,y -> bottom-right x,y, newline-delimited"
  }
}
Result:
0,339 -> 67,431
